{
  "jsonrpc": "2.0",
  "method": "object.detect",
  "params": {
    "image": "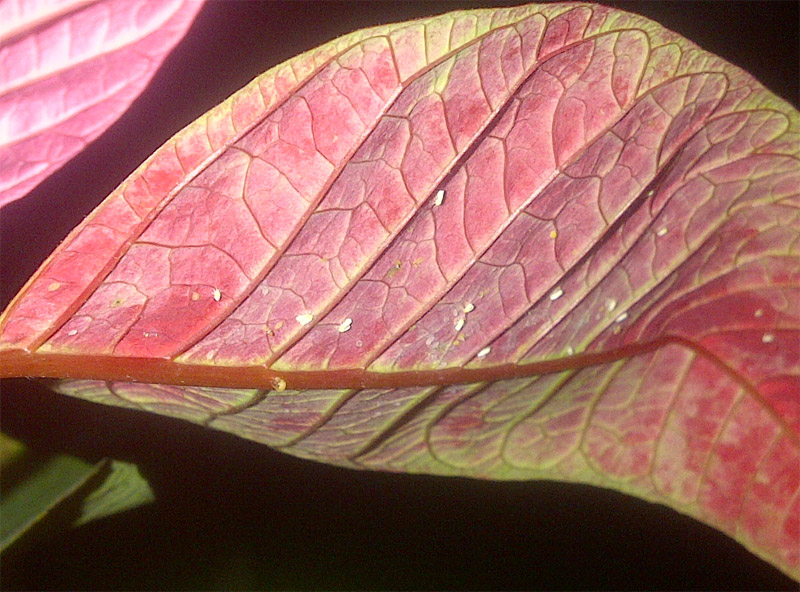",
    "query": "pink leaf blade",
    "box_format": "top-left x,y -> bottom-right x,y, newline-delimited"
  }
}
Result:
0,0 -> 205,207
0,2 -> 798,582
0,5 -> 552,355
